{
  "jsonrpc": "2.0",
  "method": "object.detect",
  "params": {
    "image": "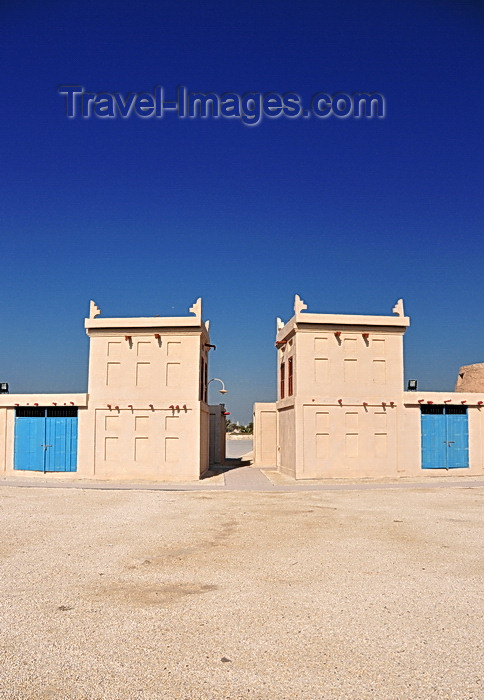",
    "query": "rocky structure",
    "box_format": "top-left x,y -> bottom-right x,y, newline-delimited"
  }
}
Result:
455,363 -> 484,392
